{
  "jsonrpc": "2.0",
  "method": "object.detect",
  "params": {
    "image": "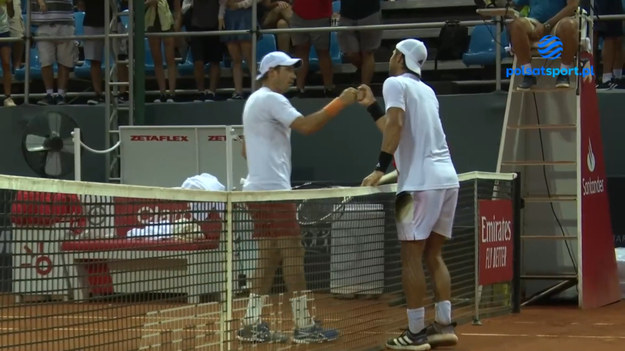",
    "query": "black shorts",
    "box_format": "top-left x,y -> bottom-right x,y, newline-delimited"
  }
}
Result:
188,26 -> 224,64
595,0 -> 624,38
